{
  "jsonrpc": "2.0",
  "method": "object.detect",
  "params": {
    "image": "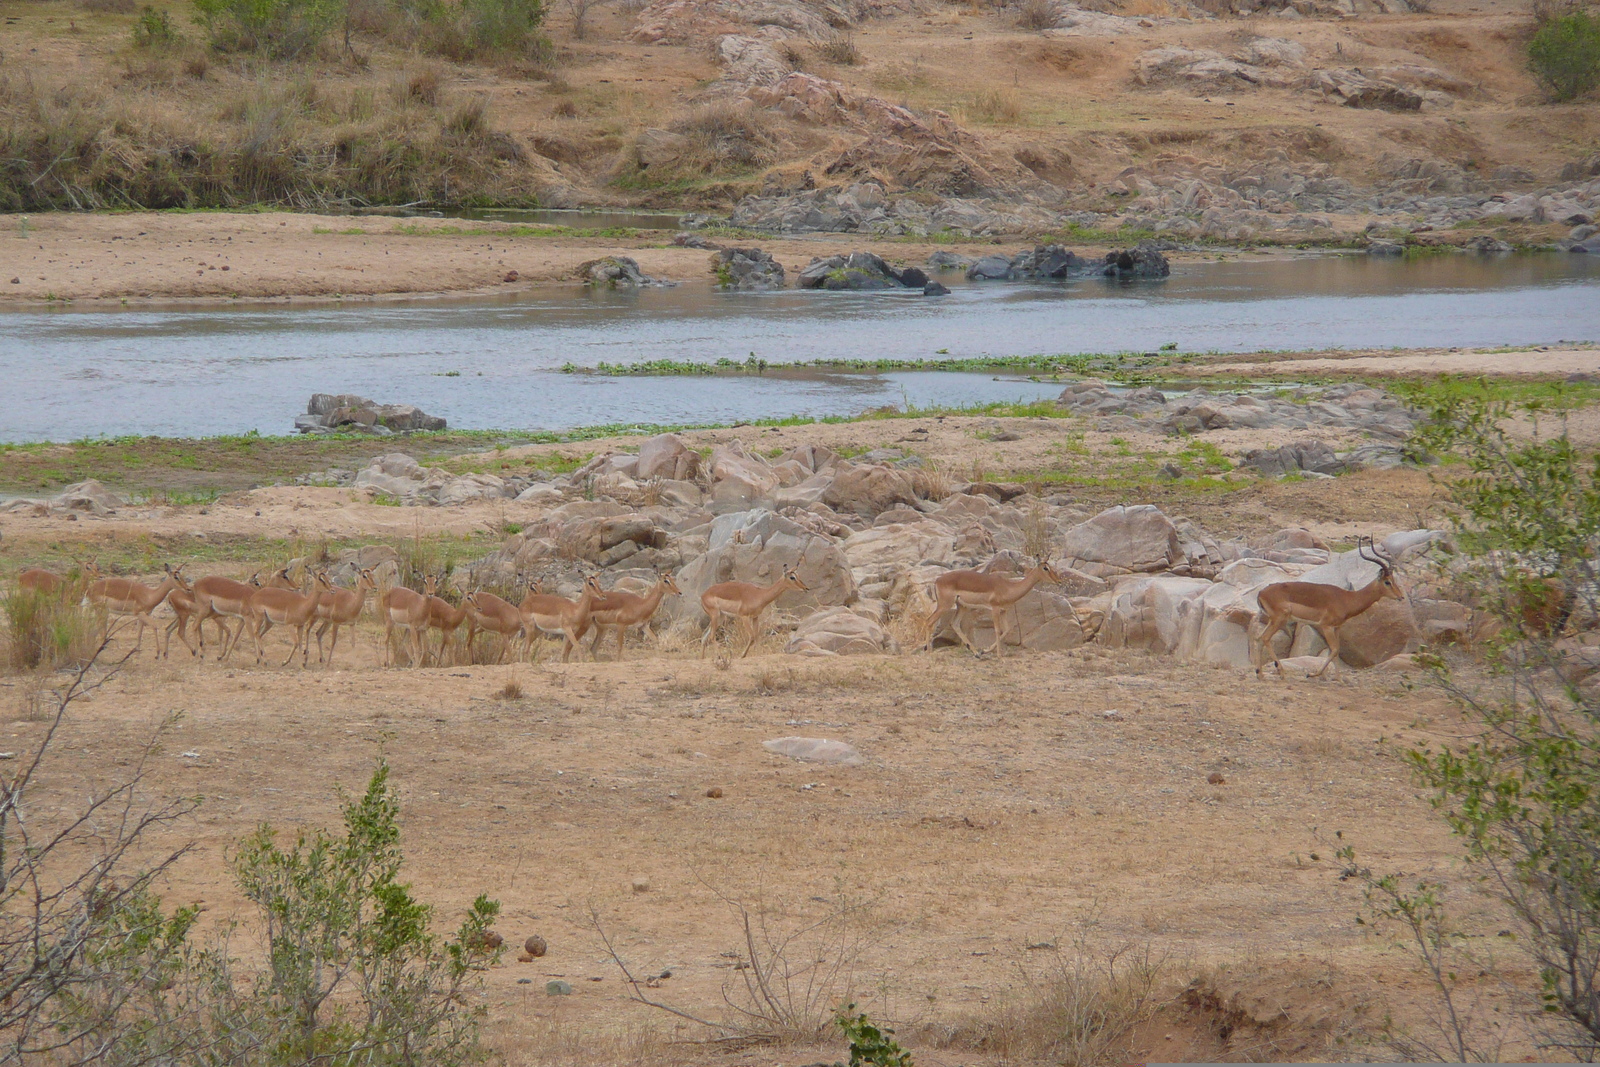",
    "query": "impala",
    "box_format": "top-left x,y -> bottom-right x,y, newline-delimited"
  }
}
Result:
163,582 -> 231,659
18,559 -> 97,598
380,575 -> 435,668
582,570 -> 681,661
310,568 -> 377,667
922,558 -> 1062,658
83,564 -> 190,658
244,576 -> 331,668
463,589 -> 526,665
423,583 -> 470,667
700,566 -> 809,659
520,575 -> 603,663
1253,537 -> 1405,679
191,574 -> 260,661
